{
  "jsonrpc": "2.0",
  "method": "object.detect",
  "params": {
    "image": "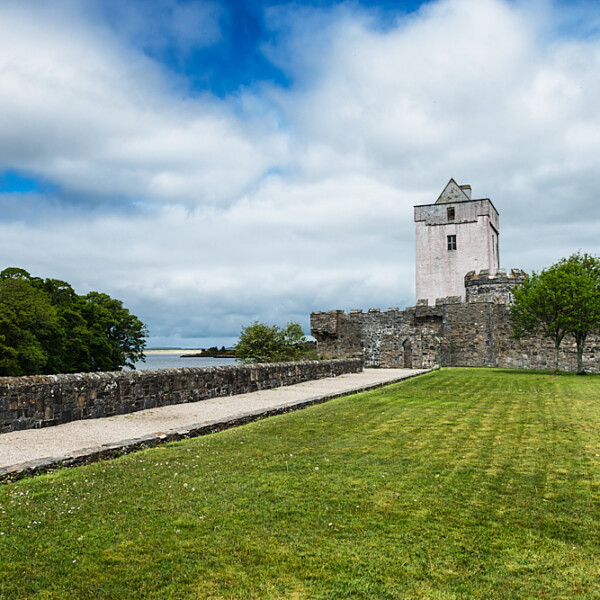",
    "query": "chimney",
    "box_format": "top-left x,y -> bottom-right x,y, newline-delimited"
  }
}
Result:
459,184 -> 472,199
